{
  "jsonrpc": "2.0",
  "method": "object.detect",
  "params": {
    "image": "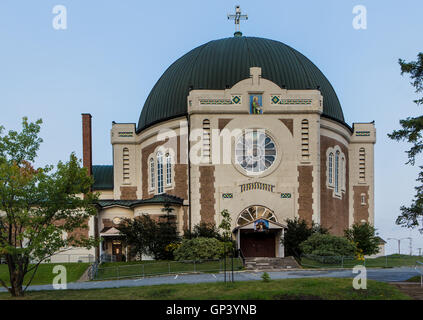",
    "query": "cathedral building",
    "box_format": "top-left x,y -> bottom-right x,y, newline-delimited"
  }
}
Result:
79,32 -> 375,261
